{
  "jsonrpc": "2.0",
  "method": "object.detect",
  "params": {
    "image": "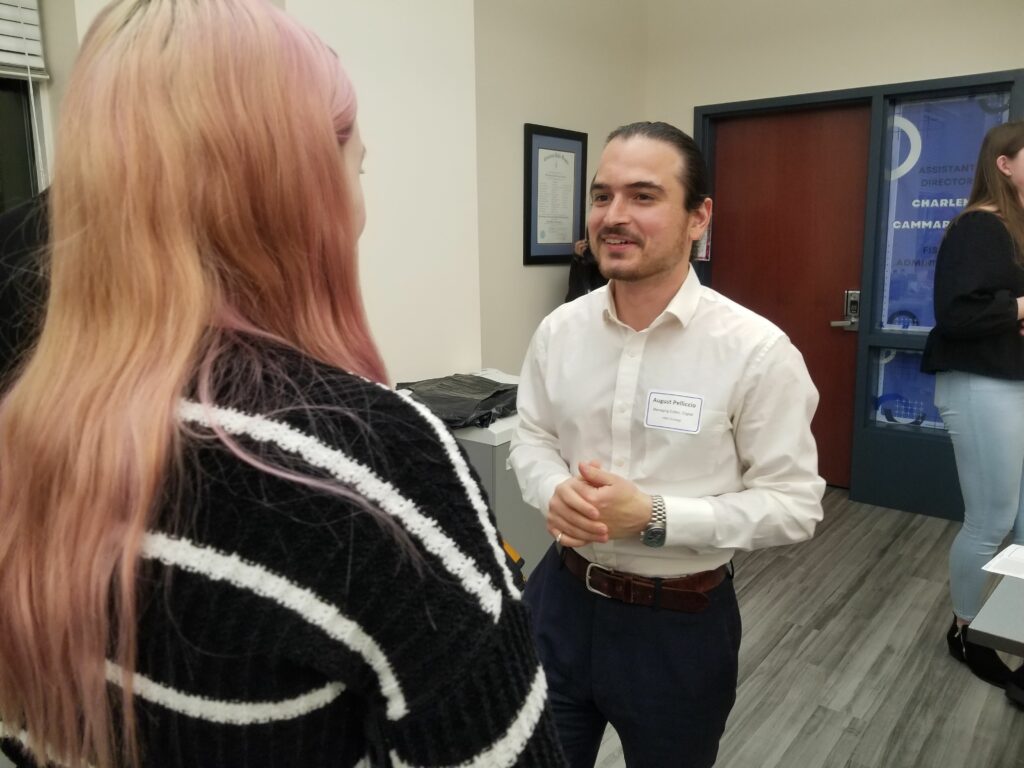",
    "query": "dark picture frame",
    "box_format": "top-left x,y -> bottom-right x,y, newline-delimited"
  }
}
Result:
523,123 -> 588,265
